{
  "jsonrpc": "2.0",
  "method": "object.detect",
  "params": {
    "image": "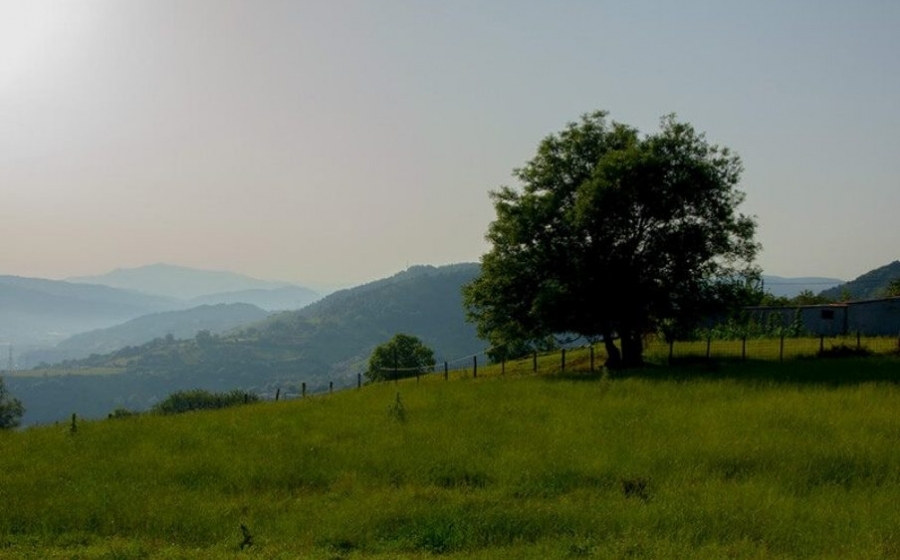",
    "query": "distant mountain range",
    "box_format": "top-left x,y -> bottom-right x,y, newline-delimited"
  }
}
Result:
1,265 -> 320,353
69,263 -> 320,311
7,263 -> 484,425
0,275 -> 177,348
19,303 -> 271,368
68,263 -> 296,300
761,275 -> 844,298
